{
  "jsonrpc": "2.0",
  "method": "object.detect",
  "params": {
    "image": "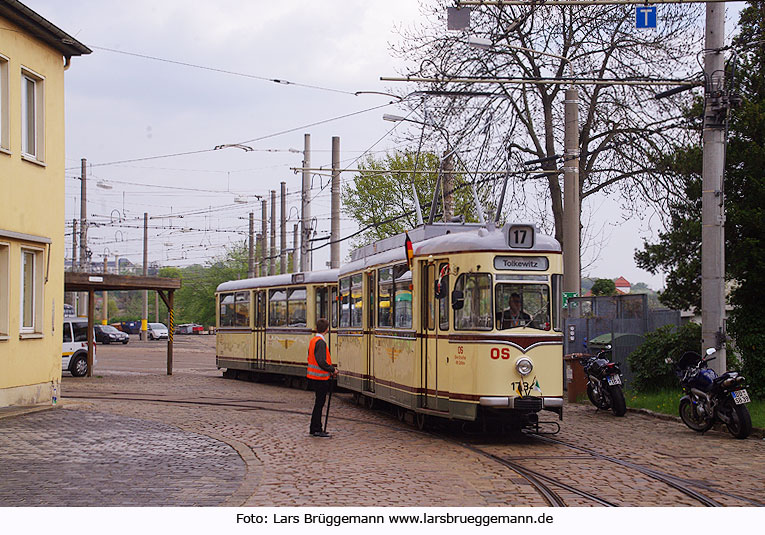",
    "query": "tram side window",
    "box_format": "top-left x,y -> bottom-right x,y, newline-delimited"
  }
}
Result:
339,277 -> 351,328
257,292 -> 266,328
454,273 -> 492,331
438,263 -> 449,331
495,283 -> 550,331
220,293 -> 235,327
316,287 -> 328,327
393,263 -> 412,329
330,287 -> 338,329
234,292 -> 250,327
552,274 -> 562,332
350,274 -> 363,328
269,288 -> 287,327
288,287 -> 307,327
377,267 -> 392,328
